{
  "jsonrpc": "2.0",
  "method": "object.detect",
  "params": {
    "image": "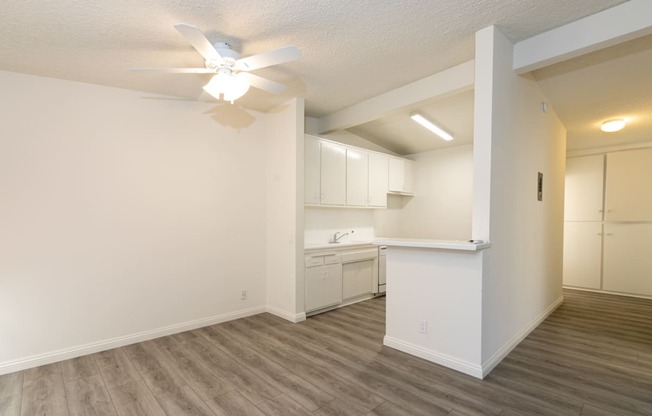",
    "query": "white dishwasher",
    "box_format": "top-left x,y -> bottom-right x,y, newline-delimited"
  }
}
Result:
377,246 -> 387,294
